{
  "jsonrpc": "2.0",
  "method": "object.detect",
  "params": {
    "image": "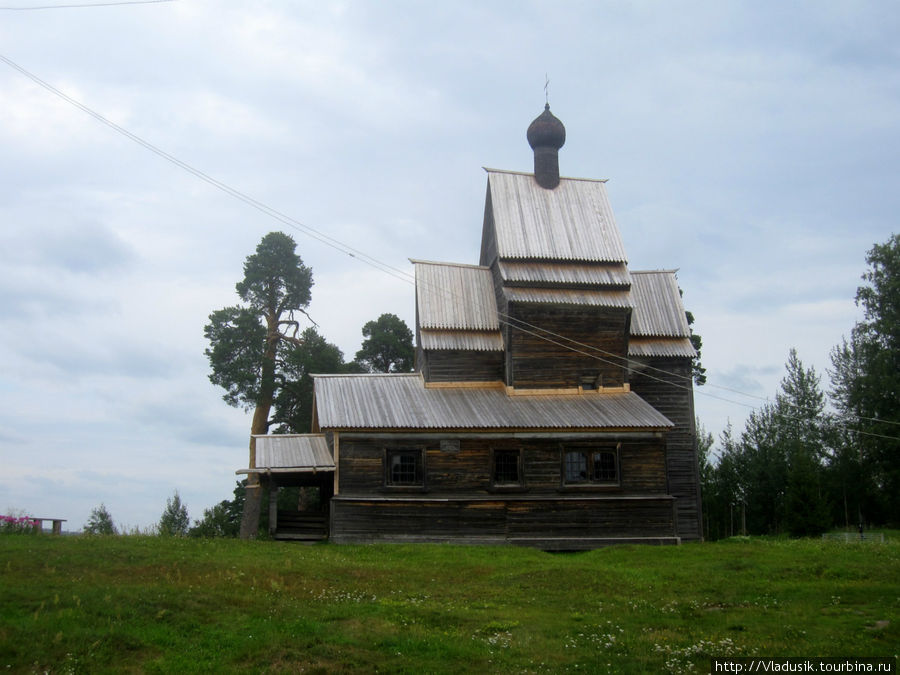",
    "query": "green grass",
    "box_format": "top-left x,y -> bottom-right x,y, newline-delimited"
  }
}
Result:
1,535 -> 898,673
